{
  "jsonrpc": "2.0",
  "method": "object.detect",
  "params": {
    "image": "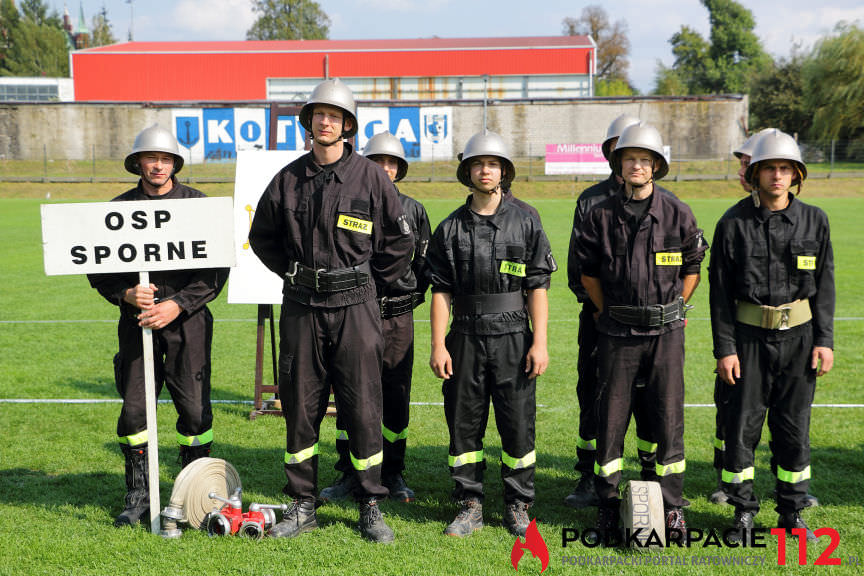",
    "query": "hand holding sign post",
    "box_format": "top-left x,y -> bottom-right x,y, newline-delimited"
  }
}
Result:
41,197 -> 235,533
